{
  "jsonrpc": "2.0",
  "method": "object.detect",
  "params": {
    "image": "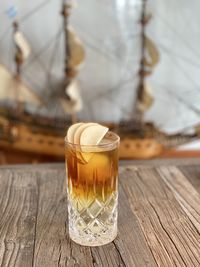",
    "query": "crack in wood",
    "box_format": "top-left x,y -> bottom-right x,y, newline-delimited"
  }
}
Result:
148,201 -> 187,267
113,241 -> 126,267
32,173 -> 39,267
57,239 -> 62,267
